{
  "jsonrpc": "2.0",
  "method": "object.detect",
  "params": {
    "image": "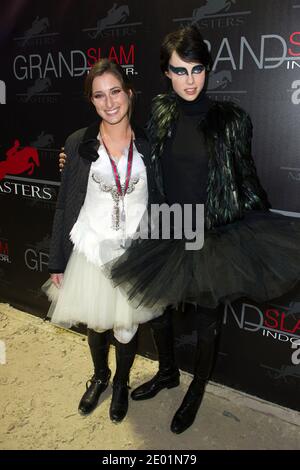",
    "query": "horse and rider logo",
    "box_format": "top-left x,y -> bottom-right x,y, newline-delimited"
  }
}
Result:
262,362 -> 300,382
0,140 -> 39,180
207,70 -> 232,90
25,78 -> 52,102
90,3 -> 129,38
173,0 -> 247,26
83,3 -> 142,39
191,0 -> 236,22
22,16 -> 50,45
